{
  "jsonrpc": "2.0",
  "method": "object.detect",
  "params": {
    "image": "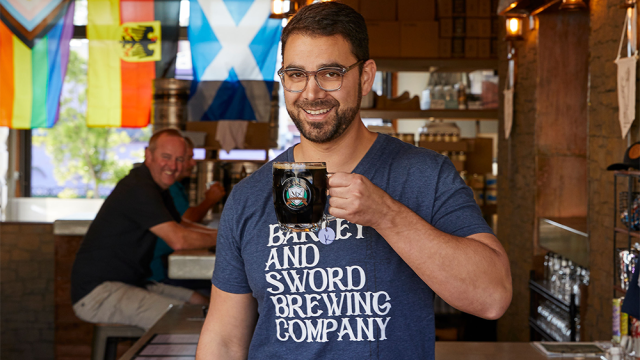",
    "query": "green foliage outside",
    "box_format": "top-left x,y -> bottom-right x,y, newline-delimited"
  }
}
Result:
33,50 -> 151,199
